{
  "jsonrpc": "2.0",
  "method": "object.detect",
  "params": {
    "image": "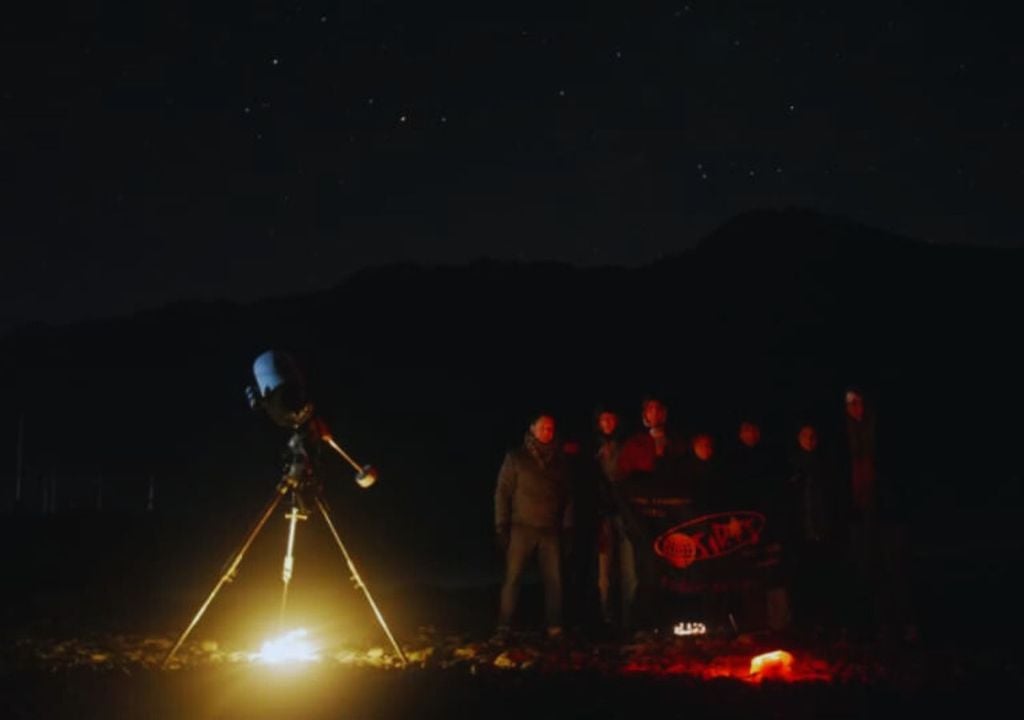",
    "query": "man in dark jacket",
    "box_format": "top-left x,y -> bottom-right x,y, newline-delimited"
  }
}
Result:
495,412 -> 573,639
